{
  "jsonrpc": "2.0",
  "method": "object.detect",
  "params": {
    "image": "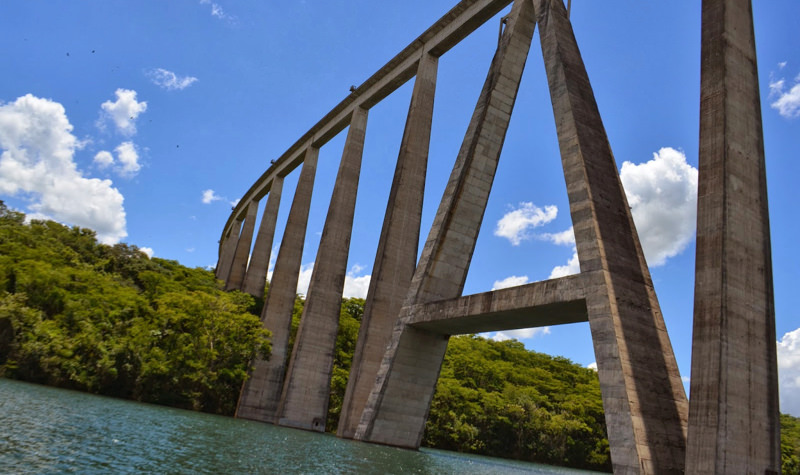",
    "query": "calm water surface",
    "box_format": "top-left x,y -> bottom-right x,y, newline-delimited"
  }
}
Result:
0,378 -> 604,474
